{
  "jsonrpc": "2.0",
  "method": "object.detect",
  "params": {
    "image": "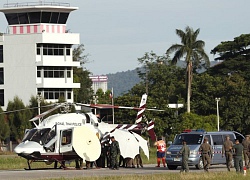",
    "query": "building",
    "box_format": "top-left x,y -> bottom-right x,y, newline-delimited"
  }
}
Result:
89,75 -> 108,94
0,2 -> 80,110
